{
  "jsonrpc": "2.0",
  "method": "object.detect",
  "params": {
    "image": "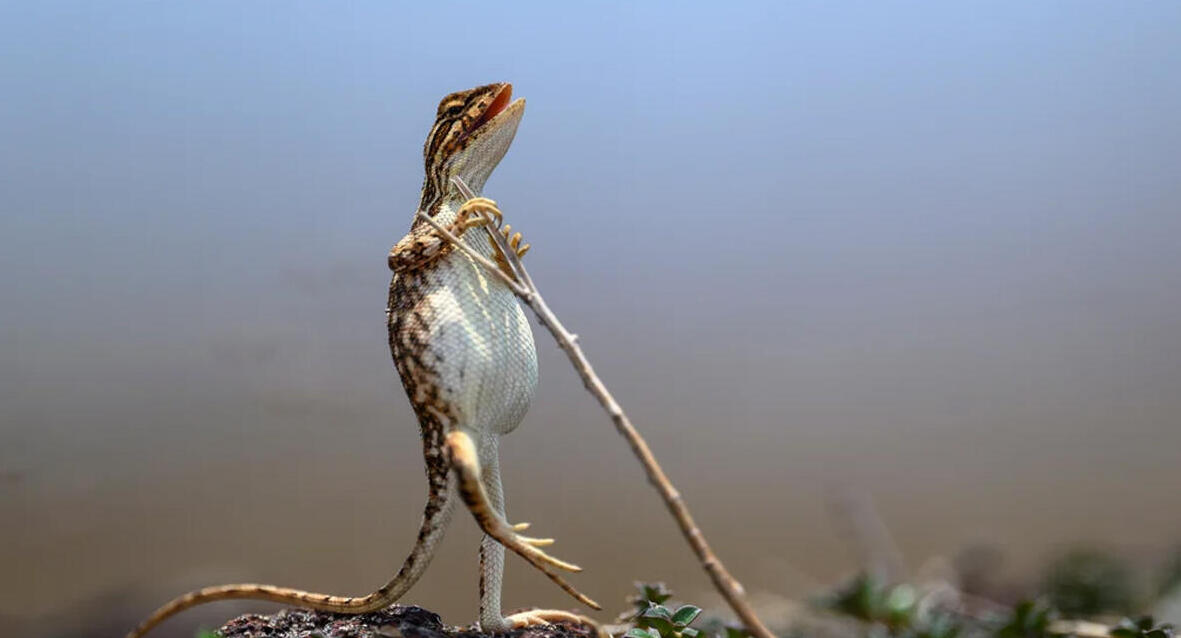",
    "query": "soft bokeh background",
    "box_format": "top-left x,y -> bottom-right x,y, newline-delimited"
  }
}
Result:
2,2 -> 1179,637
